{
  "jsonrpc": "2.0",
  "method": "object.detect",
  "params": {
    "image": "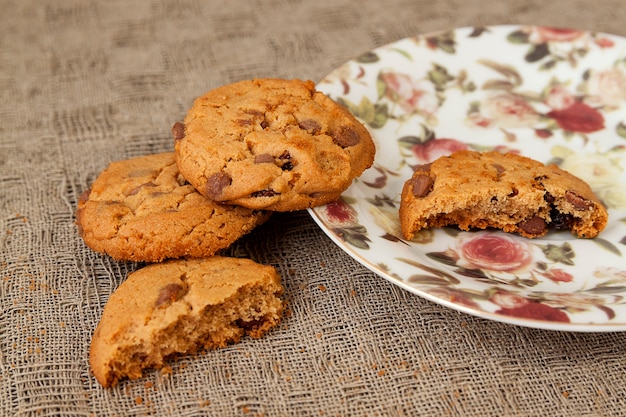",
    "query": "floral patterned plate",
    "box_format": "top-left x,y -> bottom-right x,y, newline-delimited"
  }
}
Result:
309,25 -> 626,332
